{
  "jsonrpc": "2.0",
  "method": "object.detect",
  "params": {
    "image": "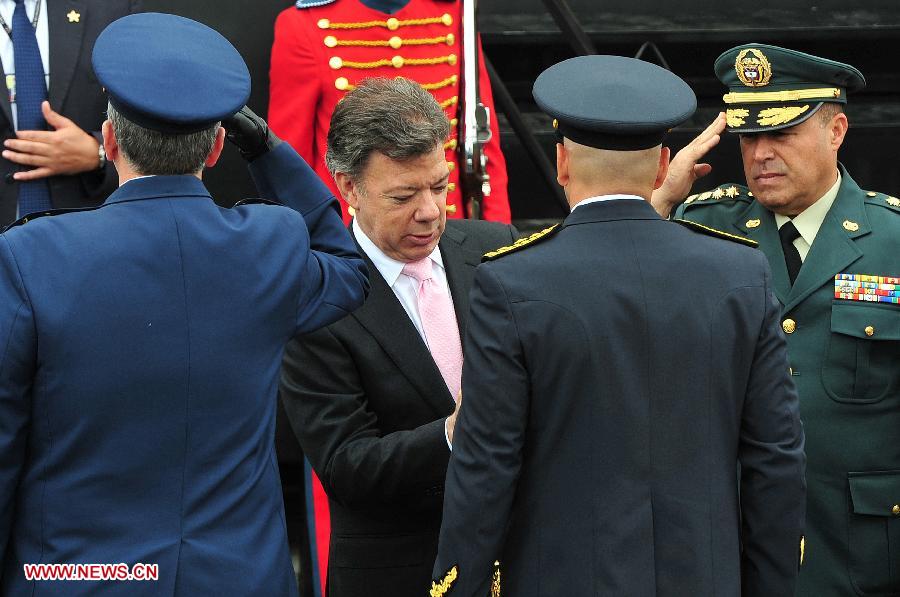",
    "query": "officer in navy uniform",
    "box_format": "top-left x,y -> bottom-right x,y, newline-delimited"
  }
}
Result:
660,44 -> 900,597
0,13 -> 368,596
432,55 -> 806,597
